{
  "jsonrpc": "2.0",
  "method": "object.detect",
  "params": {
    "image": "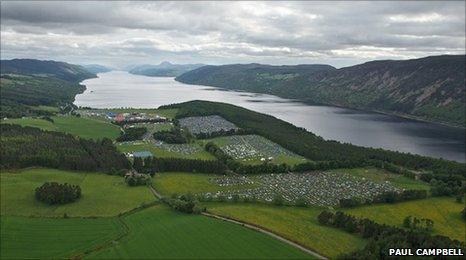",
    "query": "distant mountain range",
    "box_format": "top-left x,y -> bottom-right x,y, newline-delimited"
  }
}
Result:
82,64 -> 113,74
129,61 -> 205,77
176,55 -> 465,127
0,59 -> 96,83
